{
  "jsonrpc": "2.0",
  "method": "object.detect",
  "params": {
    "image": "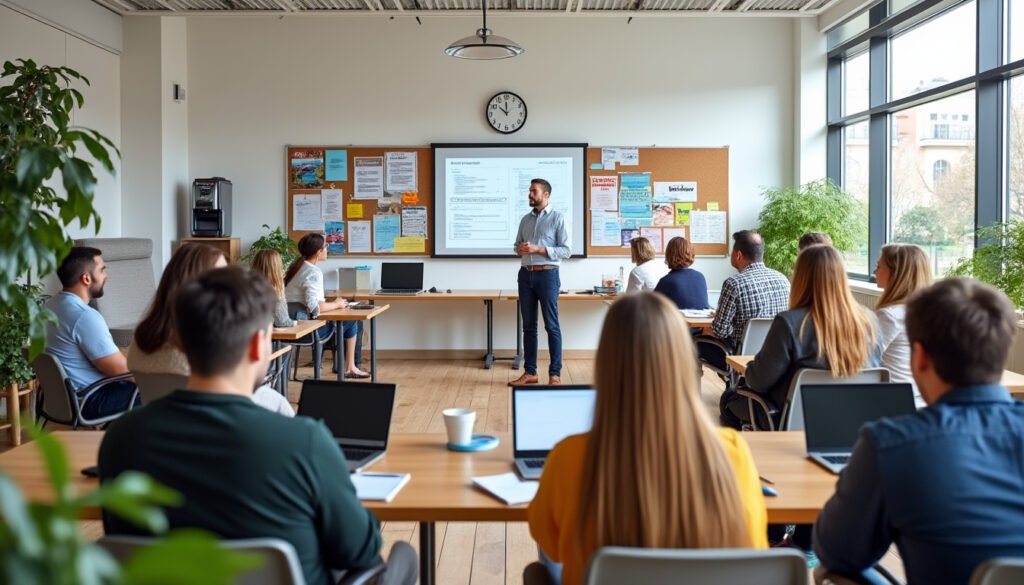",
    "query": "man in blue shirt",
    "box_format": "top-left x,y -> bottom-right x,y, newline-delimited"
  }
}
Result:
45,247 -> 137,420
813,278 -> 1024,585
511,178 -> 571,387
